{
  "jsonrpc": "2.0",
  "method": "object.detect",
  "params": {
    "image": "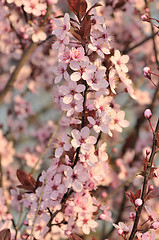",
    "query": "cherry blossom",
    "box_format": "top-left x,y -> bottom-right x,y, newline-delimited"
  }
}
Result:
70,56 -> 91,81
54,133 -> 71,158
59,81 -> 85,105
0,0 -> 158,239
71,126 -> 97,151
110,50 -> 129,75
53,13 -> 70,40
76,213 -> 98,235
64,163 -> 89,192
109,109 -> 129,132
